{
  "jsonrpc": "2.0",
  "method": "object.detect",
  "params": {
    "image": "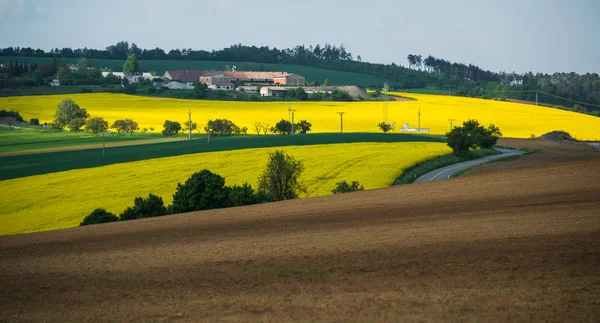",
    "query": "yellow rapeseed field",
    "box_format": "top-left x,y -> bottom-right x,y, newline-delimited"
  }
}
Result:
1,92 -> 598,139
0,142 -> 450,236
